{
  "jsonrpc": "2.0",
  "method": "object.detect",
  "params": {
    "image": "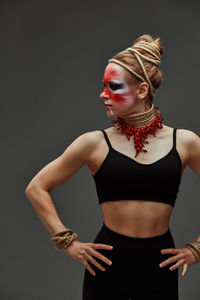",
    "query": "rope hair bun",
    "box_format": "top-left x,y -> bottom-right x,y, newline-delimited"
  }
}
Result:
108,34 -> 164,102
